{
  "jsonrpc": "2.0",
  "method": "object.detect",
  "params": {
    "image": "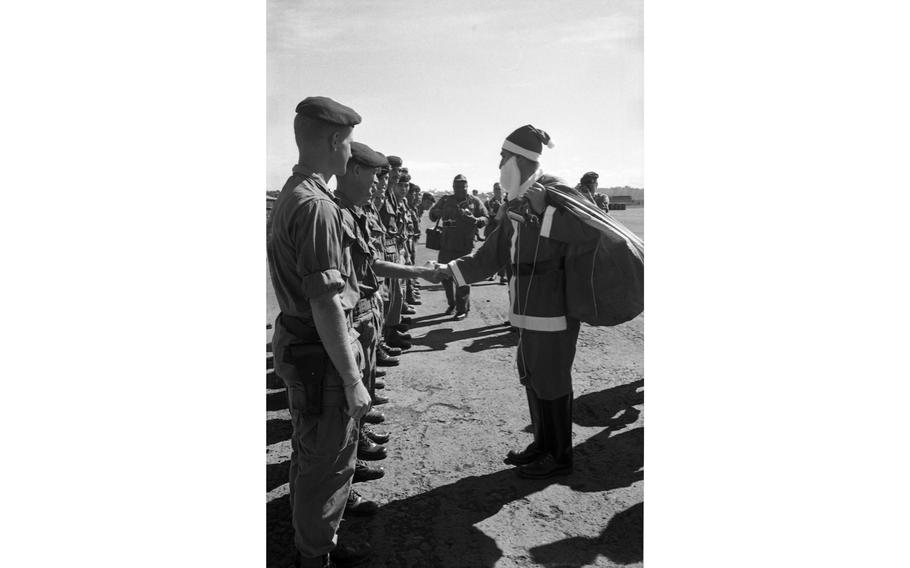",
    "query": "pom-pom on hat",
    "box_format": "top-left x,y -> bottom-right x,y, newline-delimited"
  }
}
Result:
349,142 -> 388,168
295,96 -> 362,127
502,124 -> 554,162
